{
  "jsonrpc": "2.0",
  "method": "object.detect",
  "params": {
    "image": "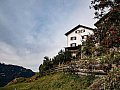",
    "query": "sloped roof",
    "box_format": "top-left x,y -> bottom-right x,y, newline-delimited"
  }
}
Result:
94,9 -> 120,27
65,24 -> 94,36
94,11 -> 111,26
